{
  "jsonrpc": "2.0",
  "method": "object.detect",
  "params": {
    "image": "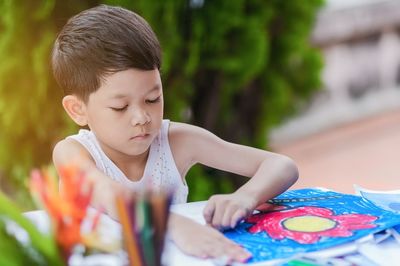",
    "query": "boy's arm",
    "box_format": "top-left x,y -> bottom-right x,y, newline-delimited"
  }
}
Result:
52,130 -> 259,262
53,138 -> 250,261
169,122 -> 298,229
52,138 -> 129,219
